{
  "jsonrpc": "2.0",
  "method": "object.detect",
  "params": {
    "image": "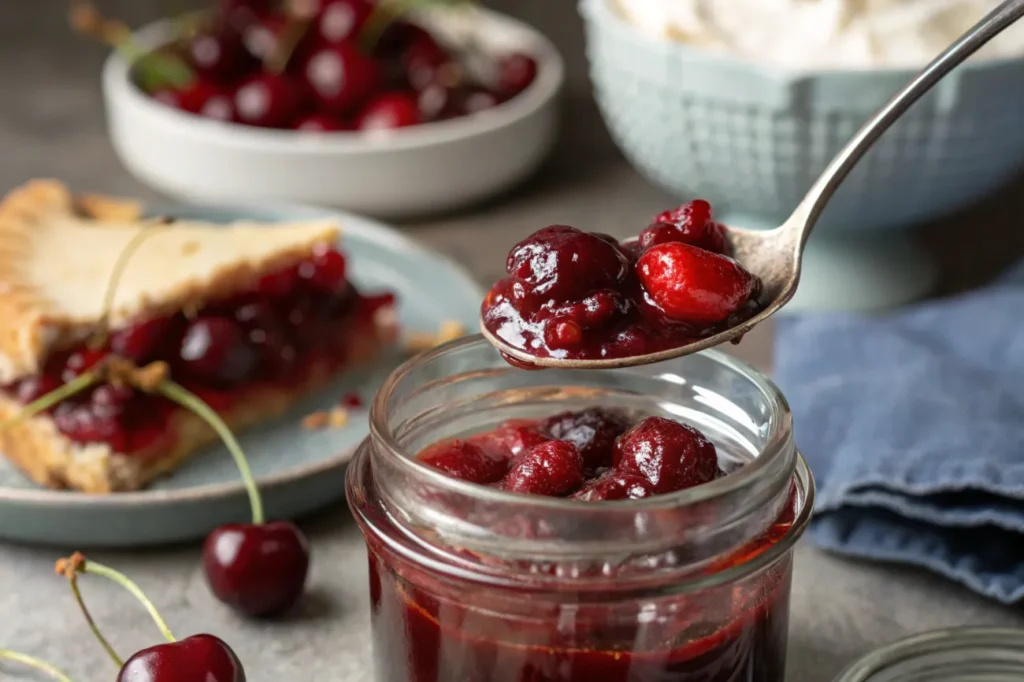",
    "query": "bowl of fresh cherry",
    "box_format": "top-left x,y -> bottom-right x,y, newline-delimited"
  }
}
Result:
100,0 -> 563,218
